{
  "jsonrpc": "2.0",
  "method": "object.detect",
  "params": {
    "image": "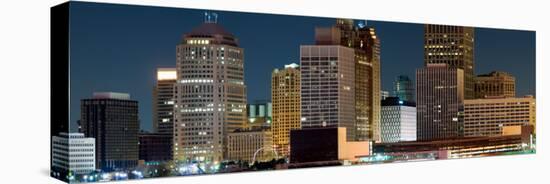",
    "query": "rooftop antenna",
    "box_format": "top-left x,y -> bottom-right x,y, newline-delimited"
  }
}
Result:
357,20 -> 366,28
204,12 -> 218,23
